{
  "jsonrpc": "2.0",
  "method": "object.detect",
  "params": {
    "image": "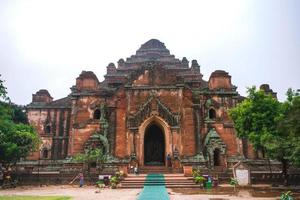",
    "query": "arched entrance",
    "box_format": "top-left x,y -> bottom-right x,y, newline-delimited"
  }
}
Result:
144,123 -> 165,166
213,148 -> 221,166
